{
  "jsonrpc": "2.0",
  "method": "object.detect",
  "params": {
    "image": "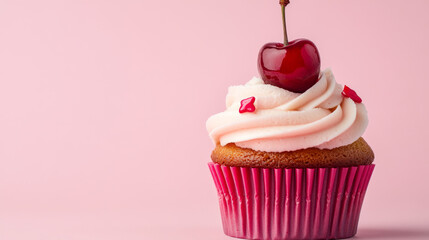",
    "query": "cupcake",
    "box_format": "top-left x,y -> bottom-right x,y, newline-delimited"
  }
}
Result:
206,68 -> 374,239
206,2 -> 374,239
